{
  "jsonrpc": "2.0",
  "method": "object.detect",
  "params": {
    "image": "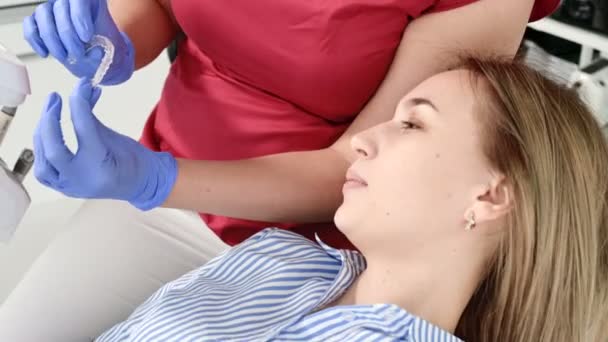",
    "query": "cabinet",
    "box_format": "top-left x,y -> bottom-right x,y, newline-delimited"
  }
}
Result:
529,17 -> 608,67
528,18 -> 608,129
